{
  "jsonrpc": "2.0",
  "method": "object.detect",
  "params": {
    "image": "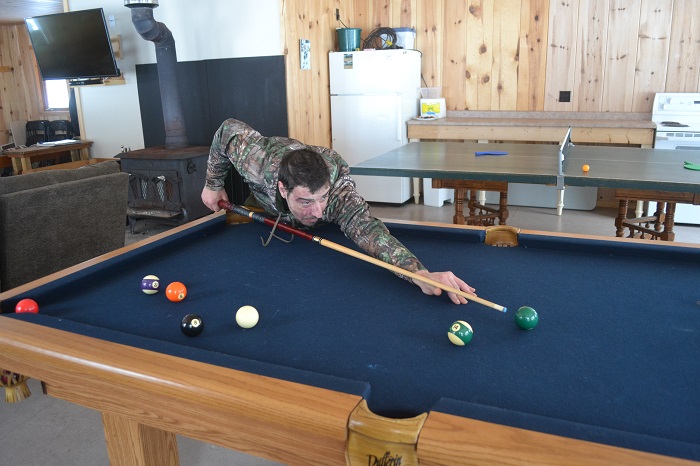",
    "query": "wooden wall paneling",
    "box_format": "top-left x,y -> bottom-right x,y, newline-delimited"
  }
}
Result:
416,0 -> 443,88
665,0 -> 700,92
573,0 -> 609,112
284,0 -> 331,145
466,1 -> 495,110
280,0 -> 700,146
0,24 -> 70,145
631,0 -> 673,112
309,1 -> 334,147
0,26 -> 26,131
443,1 -> 468,110
516,0 -> 549,111
600,0 -> 642,112
0,26 -> 16,143
393,0 -> 417,30
351,0 -> 371,35
370,0 -> 392,31
281,0 -> 302,141
490,0 -> 521,110
544,0 -> 577,110
17,27 -> 48,120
